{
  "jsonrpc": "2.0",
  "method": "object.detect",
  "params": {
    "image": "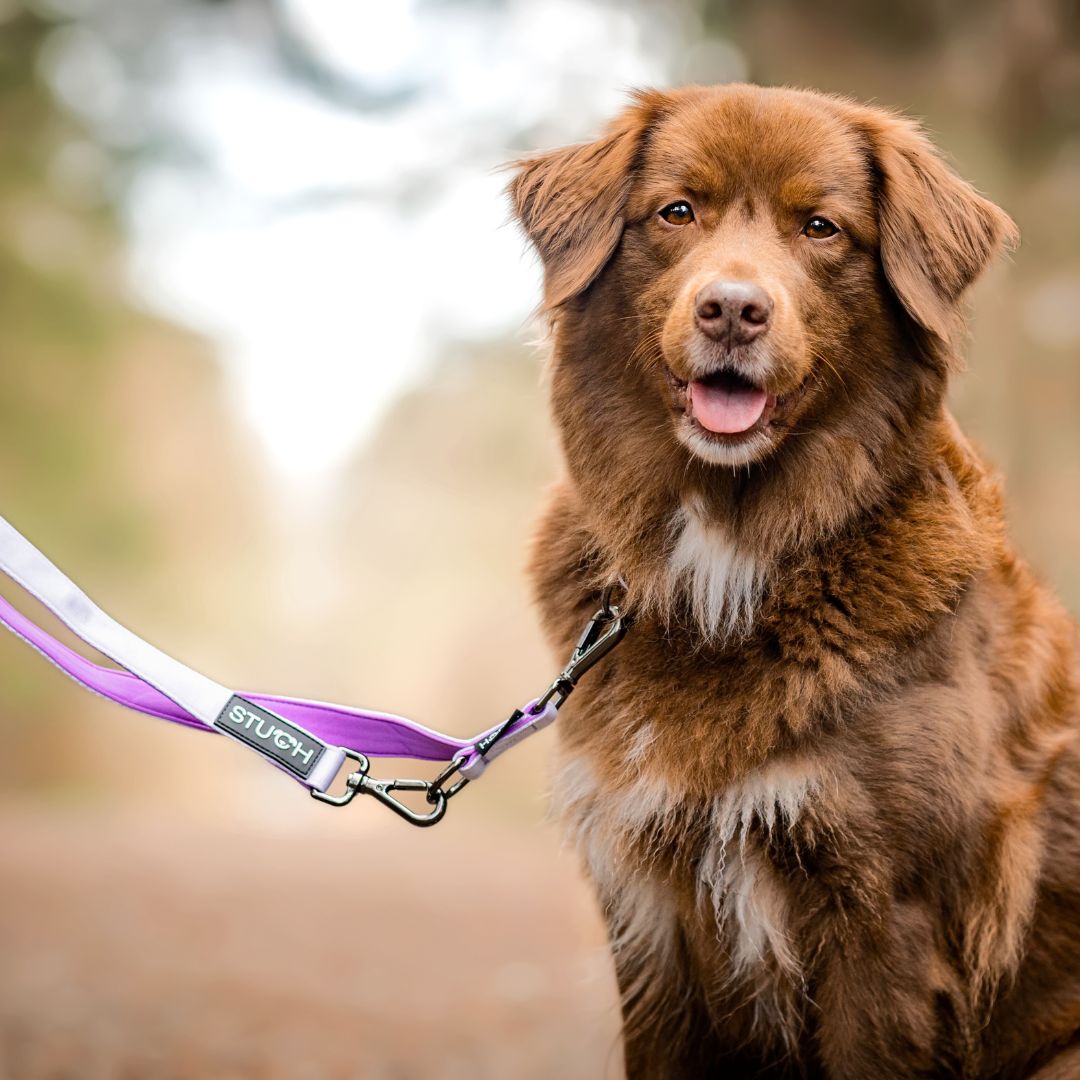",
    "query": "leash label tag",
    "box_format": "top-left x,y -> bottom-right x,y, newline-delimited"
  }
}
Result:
473,709 -> 523,758
214,695 -> 326,780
